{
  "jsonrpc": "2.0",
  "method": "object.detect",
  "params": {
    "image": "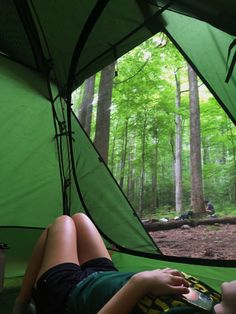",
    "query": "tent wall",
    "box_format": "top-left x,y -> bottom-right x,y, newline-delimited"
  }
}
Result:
112,252 -> 236,292
0,56 -> 63,227
70,114 -> 160,254
163,10 -> 236,124
19,1 -> 163,92
0,56 -> 65,280
150,0 -> 236,36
